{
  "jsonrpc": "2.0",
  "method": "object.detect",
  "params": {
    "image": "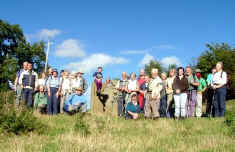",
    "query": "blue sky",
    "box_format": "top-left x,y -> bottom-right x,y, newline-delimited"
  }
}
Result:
1,0 -> 235,79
